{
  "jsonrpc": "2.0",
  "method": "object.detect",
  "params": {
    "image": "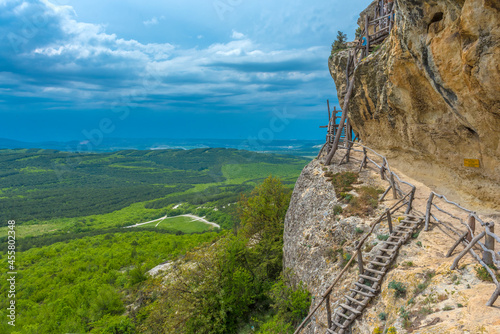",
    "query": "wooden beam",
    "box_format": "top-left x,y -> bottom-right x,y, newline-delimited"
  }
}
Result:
483,222 -> 495,266
424,193 -> 435,231
450,231 -> 486,270
327,99 -> 331,121
365,15 -> 370,57
466,215 -> 476,242
325,78 -> 355,165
